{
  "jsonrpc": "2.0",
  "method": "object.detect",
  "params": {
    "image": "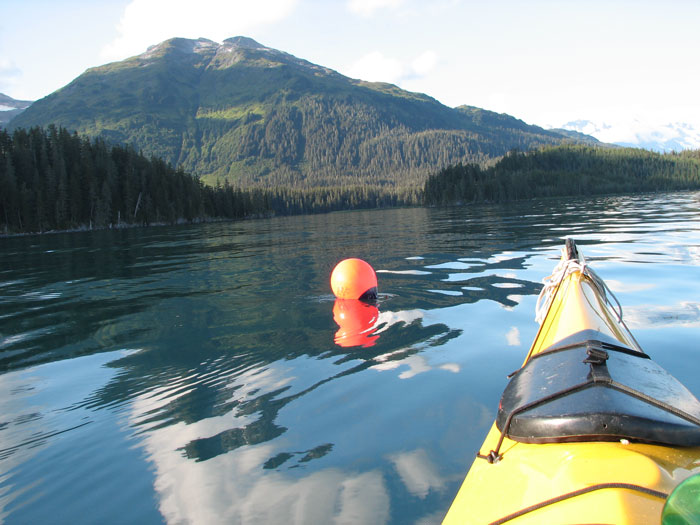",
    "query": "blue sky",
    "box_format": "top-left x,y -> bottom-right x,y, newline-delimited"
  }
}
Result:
2,0 -> 700,141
